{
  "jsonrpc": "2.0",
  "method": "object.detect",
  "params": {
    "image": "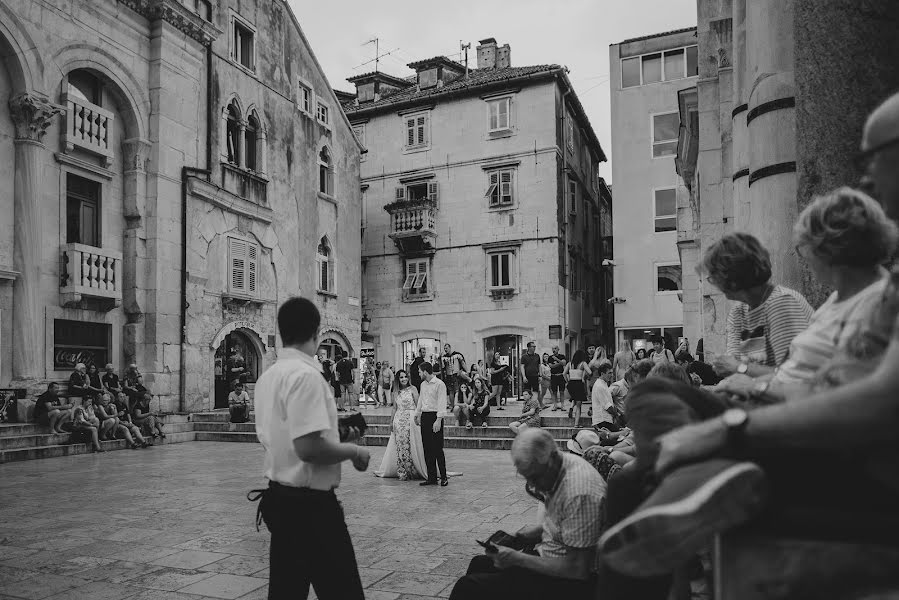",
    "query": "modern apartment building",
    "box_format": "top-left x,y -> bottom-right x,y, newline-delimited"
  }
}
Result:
341,38 -> 611,393
609,27 -> 698,353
